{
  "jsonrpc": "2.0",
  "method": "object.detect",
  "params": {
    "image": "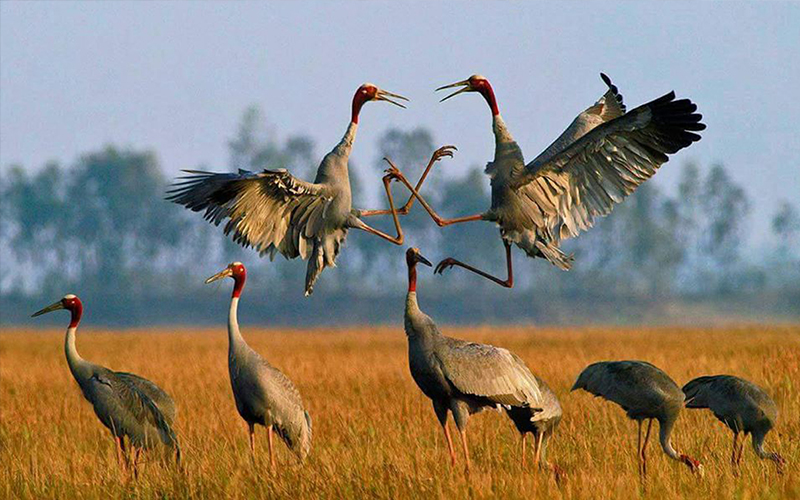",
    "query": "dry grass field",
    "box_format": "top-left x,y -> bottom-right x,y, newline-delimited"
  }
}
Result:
1,324 -> 798,499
